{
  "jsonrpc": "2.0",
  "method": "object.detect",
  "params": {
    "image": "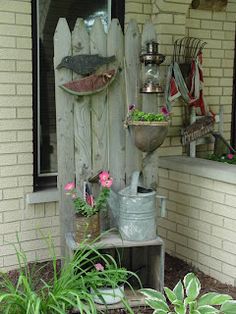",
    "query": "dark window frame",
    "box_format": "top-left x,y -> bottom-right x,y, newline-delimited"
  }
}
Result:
32,0 -> 125,191
231,32 -> 236,149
